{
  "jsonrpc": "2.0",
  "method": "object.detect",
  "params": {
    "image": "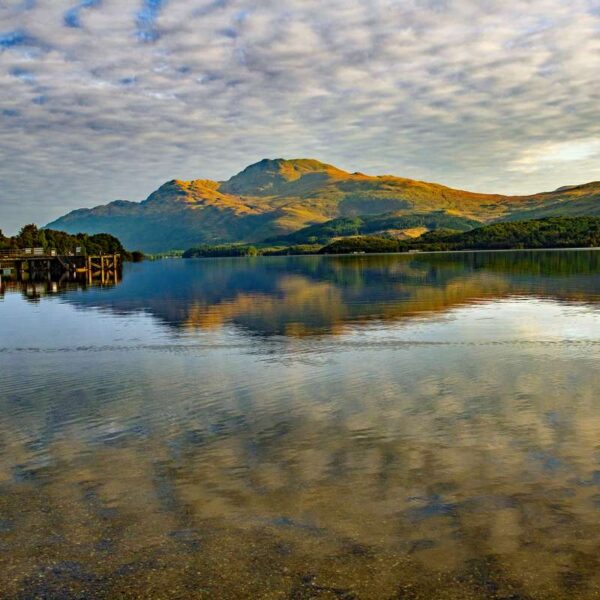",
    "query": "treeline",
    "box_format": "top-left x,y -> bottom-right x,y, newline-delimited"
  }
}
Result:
183,244 -> 259,258
182,244 -> 320,258
266,211 -> 480,245
319,217 -> 600,254
431,217 -> 600,250
318,236 -> 400,254
0,224 -> 144,261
